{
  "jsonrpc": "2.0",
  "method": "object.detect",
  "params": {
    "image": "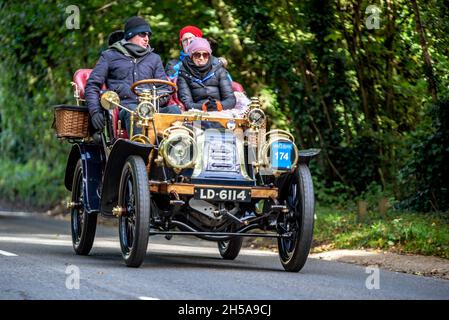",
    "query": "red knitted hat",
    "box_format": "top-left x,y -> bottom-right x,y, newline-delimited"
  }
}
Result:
179,25 -> 203,44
